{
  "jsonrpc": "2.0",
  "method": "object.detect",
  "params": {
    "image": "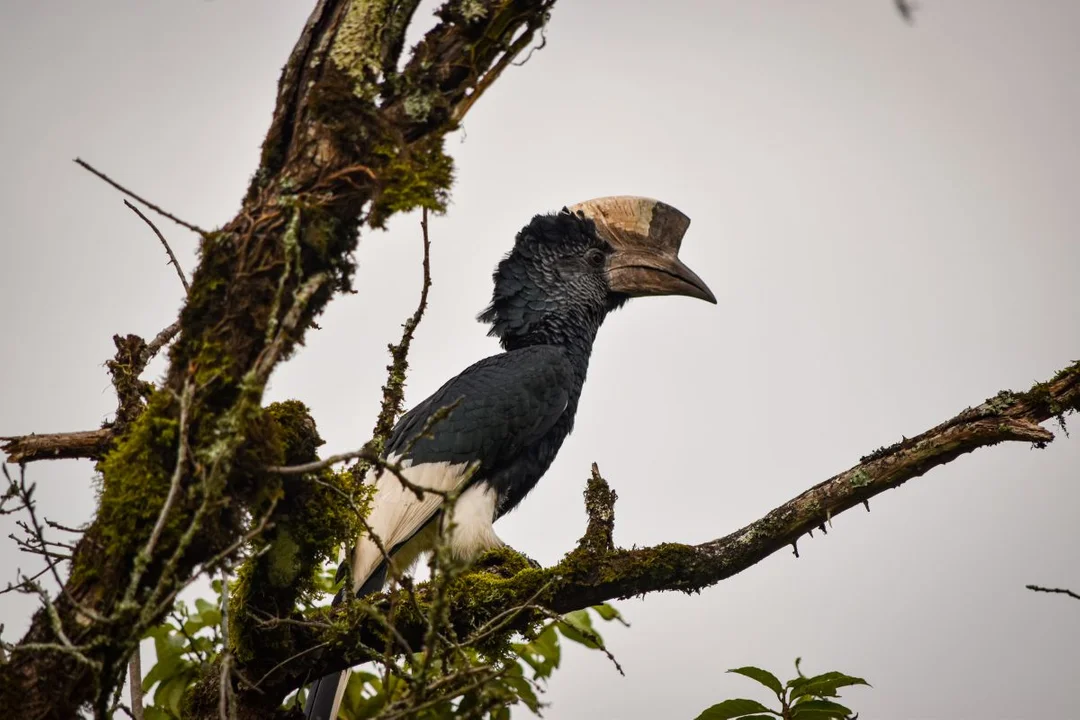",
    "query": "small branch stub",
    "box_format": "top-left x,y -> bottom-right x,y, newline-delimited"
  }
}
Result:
577,463 -> 617,555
